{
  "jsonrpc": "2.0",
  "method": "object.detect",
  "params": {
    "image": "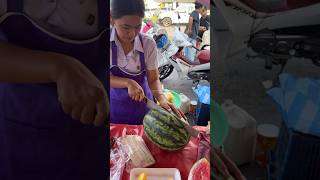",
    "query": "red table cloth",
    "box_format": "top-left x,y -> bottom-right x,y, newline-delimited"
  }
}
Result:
110,124 -> 210,180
